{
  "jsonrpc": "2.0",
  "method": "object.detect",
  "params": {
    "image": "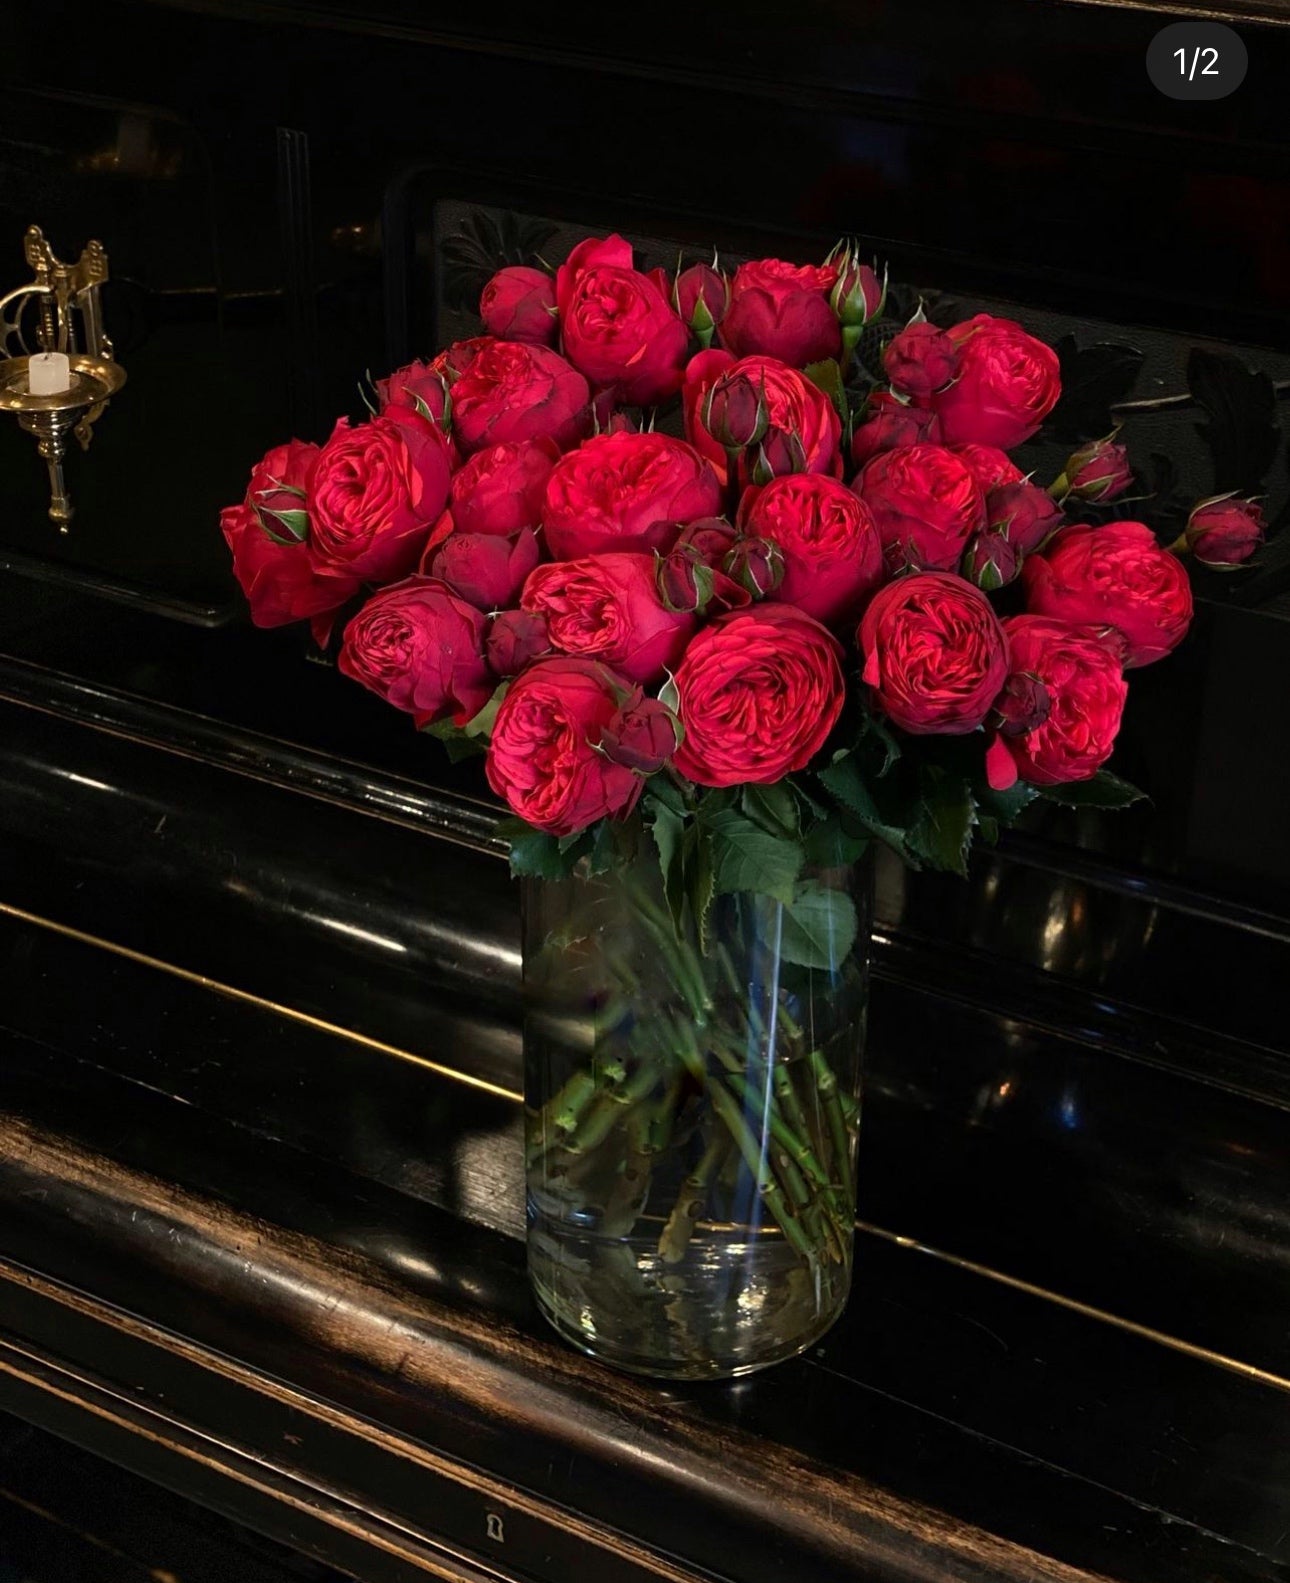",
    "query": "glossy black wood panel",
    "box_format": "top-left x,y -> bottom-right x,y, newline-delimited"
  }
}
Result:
2,1037 -> 1288,1583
